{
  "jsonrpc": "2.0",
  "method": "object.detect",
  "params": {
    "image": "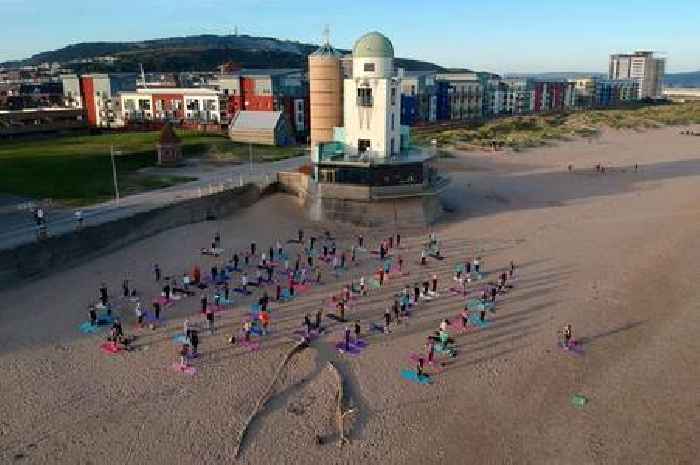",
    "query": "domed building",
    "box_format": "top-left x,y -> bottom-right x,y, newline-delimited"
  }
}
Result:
305,31 -> 446,226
